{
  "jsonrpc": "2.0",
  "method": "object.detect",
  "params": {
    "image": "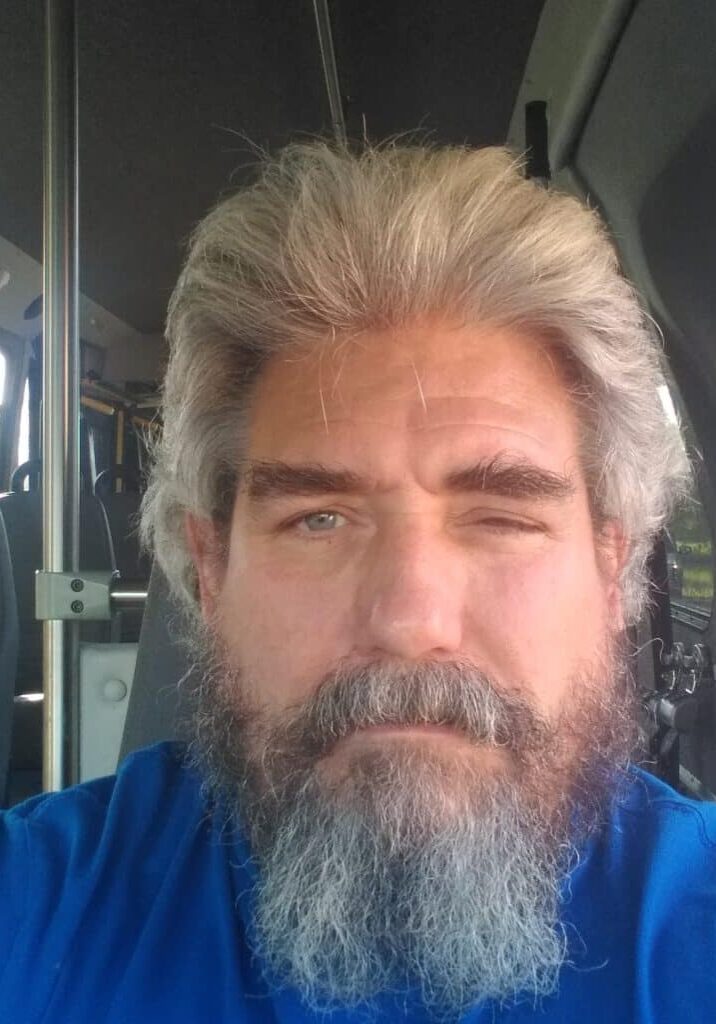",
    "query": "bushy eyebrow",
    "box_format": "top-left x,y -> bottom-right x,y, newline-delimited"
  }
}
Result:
245,461 -> 364,500
445,455 -> 576,501
244,455 -> 575,503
